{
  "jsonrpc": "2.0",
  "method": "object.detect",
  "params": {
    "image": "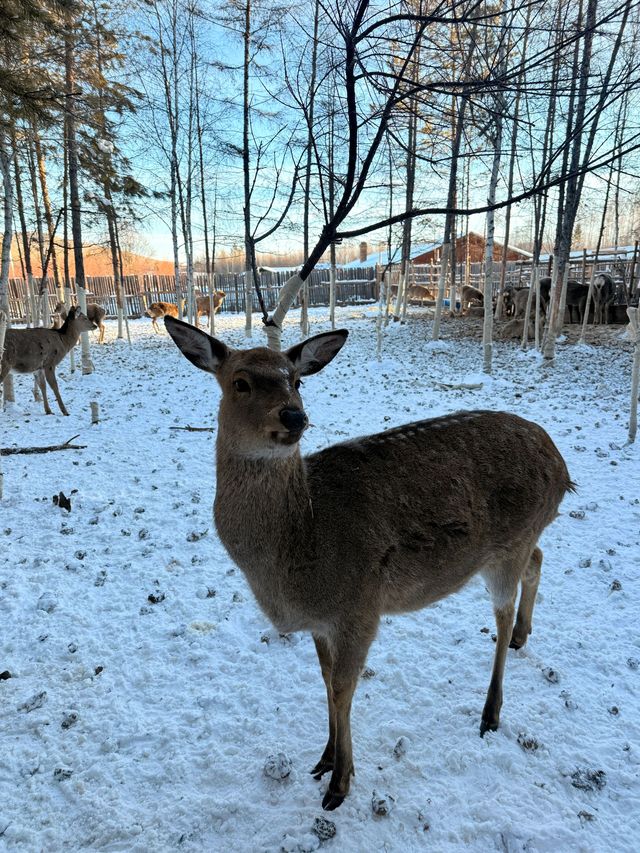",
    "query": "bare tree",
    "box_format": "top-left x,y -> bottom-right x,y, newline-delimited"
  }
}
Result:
0,128 -> 15,411
543,0 -> 632,359
65,9 -> 93,373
